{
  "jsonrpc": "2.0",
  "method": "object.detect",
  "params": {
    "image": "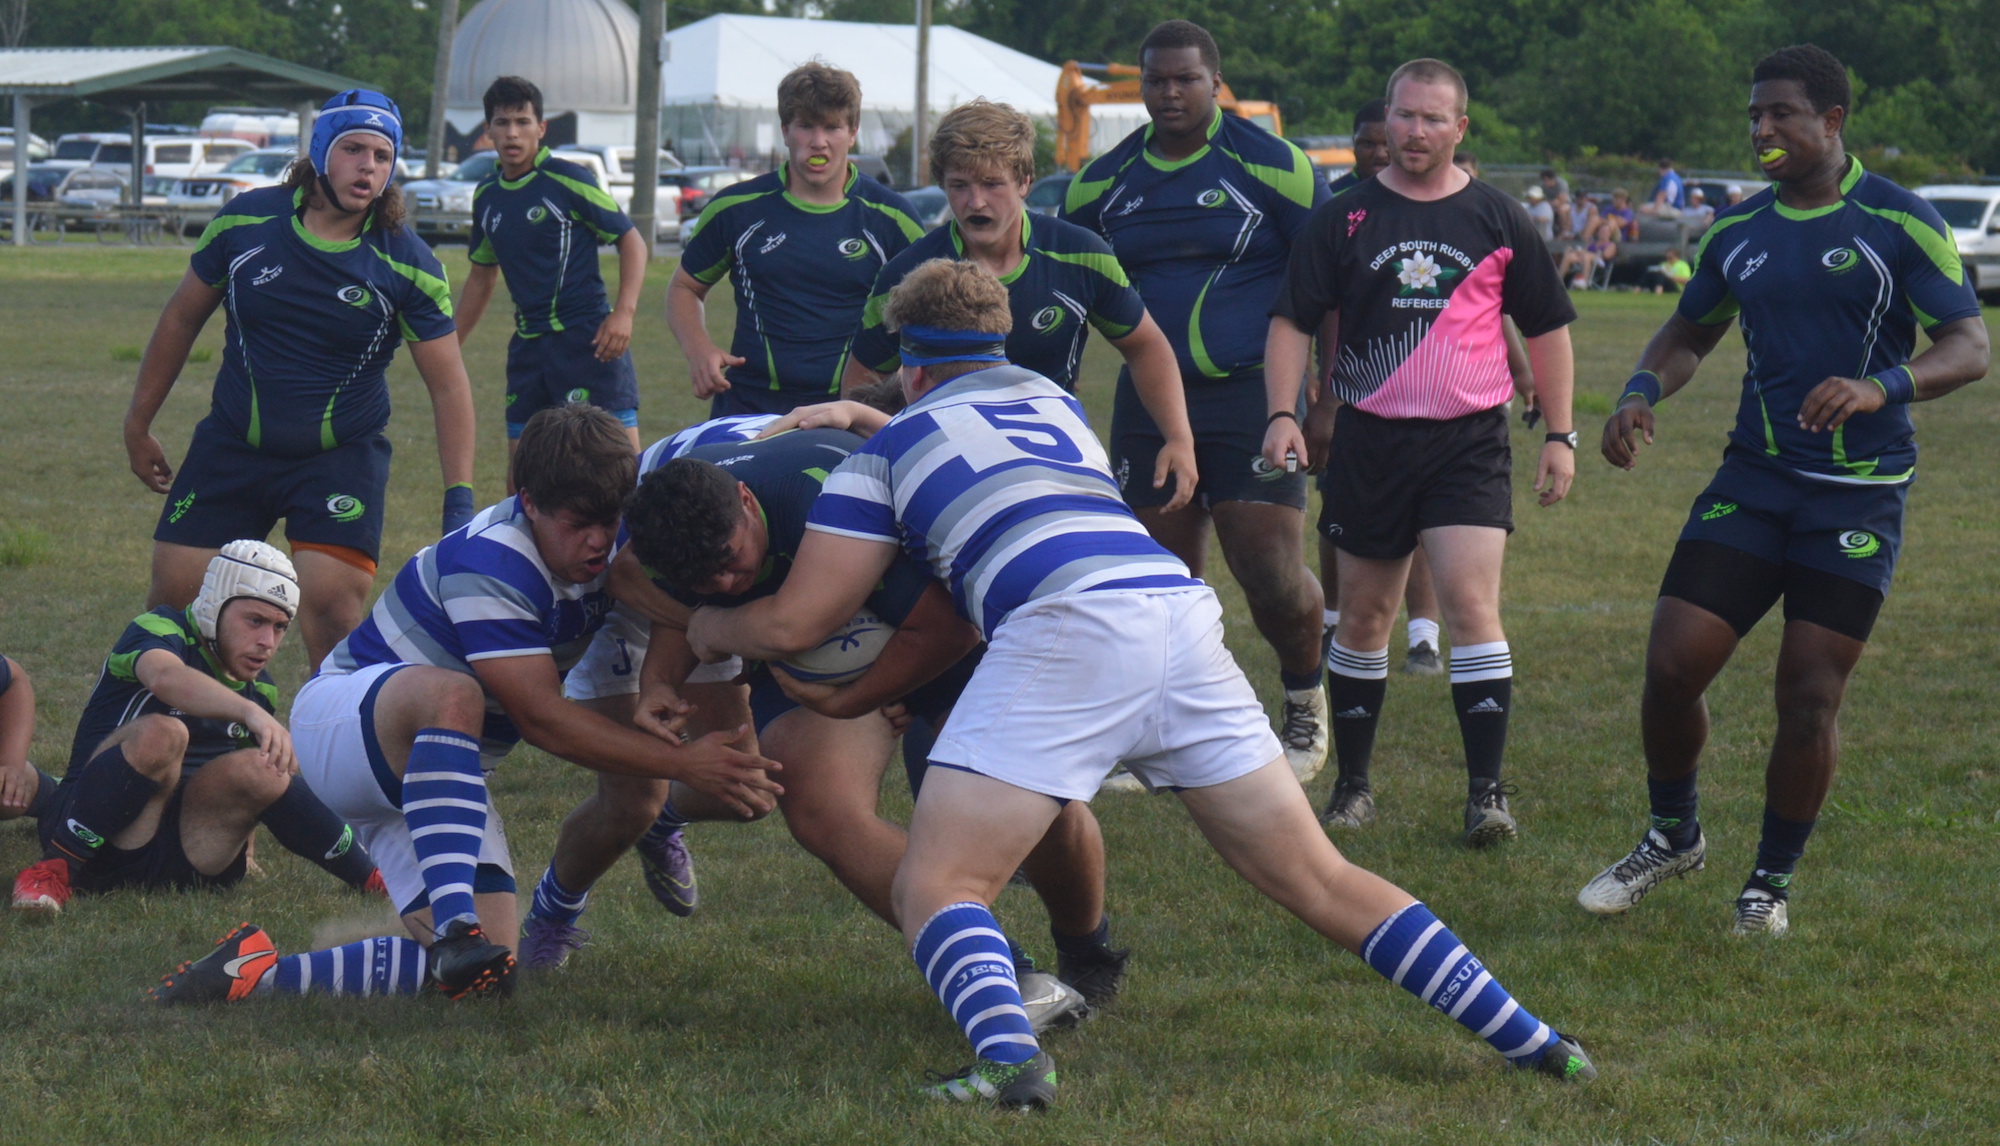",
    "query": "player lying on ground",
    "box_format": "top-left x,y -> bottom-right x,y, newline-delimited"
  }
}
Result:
1577,44 -> 1989,937
687,258 -> 1594,1108
13,542 -> 383,917
149,407 -> 780,1004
